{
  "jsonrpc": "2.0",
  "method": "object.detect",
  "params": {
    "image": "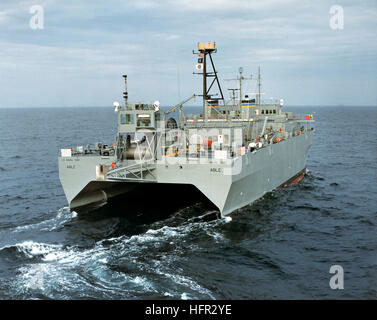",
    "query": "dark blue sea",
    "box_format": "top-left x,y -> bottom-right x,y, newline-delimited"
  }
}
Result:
0,106 -> 376,299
